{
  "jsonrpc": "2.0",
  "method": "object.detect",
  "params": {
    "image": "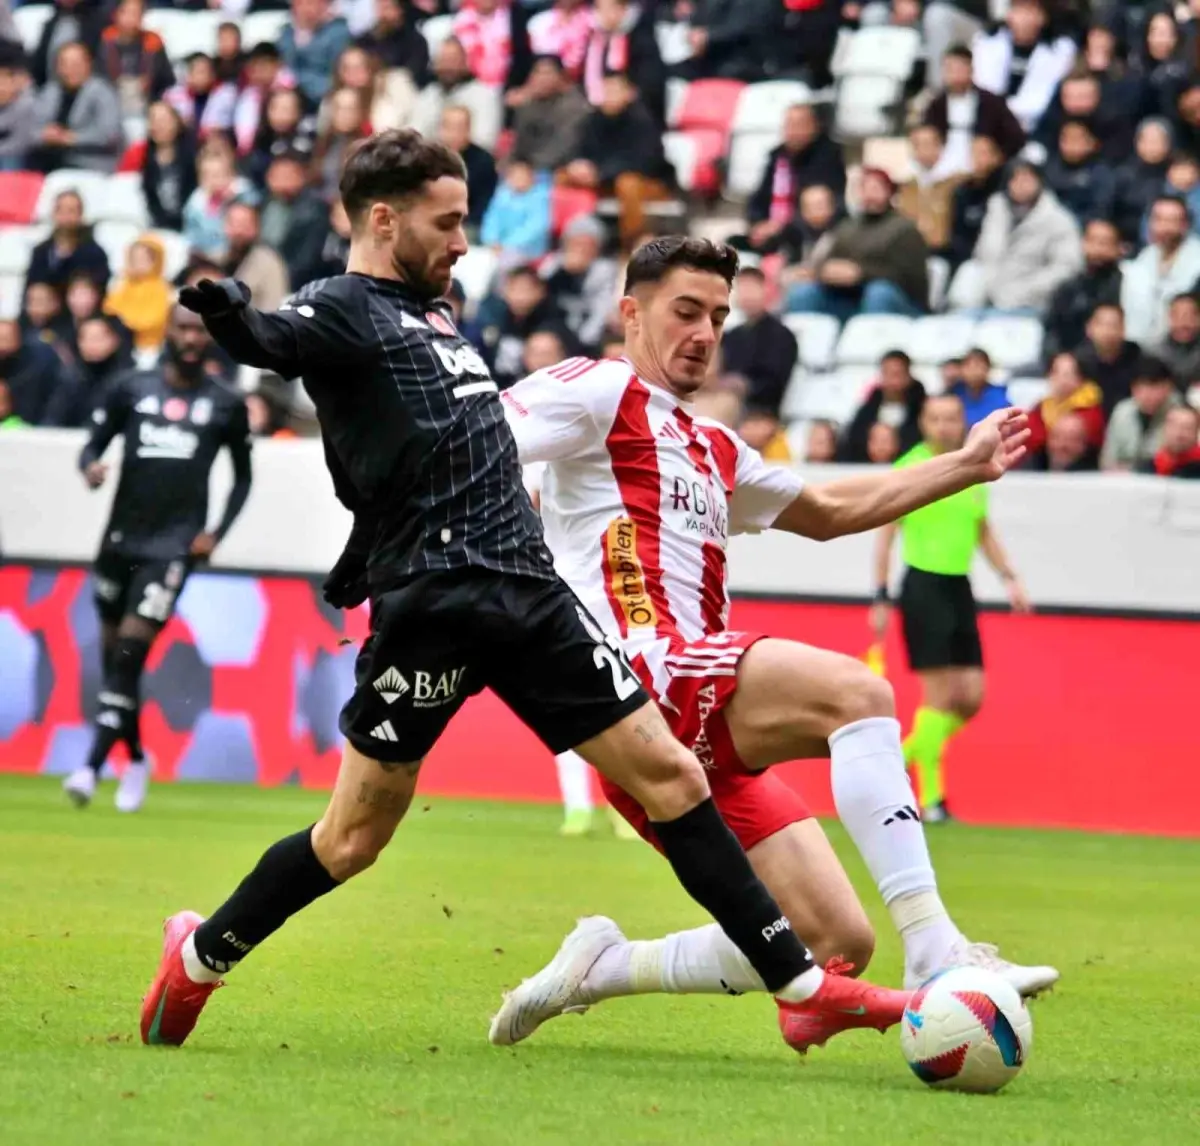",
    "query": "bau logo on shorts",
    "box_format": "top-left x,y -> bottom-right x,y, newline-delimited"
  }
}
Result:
373,665 -> 467,709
